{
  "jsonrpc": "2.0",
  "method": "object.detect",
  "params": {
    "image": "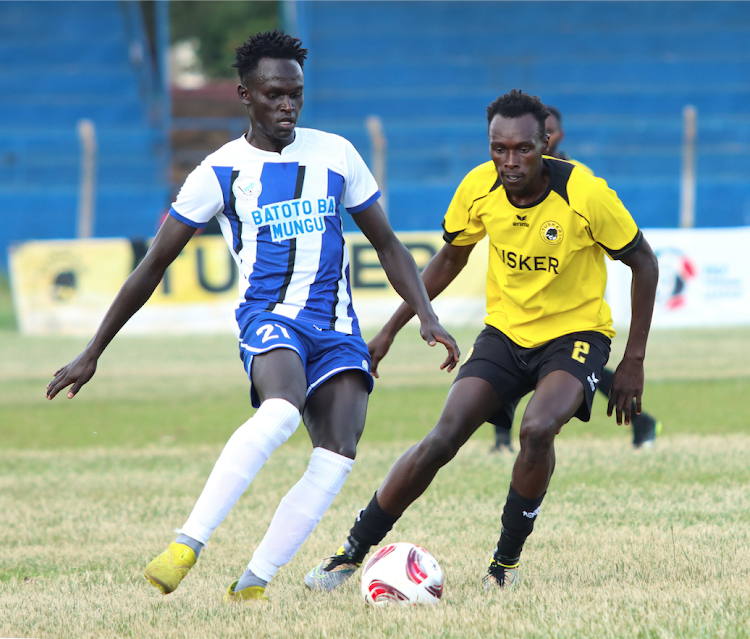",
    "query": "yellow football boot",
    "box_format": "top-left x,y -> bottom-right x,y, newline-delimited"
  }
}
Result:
144,542 -> 197,594
224,580 -> 268,603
